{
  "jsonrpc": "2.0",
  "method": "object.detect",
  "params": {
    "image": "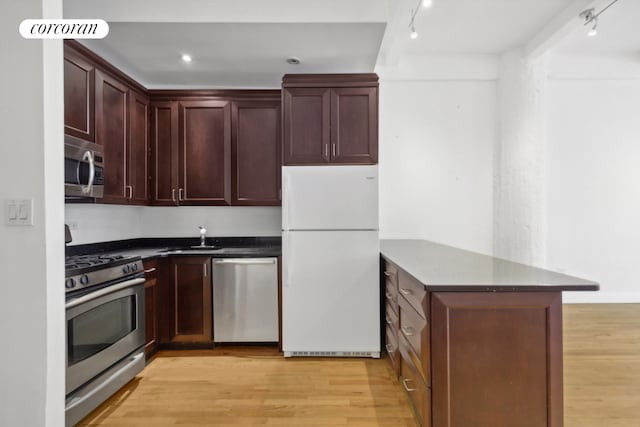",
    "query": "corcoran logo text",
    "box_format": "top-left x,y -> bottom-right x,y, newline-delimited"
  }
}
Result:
19,19 -> 109,39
